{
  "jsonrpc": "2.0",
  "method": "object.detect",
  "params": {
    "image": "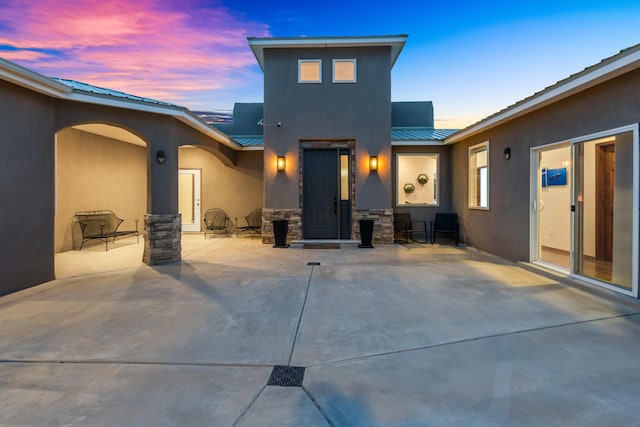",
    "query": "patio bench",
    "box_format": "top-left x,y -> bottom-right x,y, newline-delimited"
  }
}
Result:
74,210 -> 139,251
393,212 -> 428,243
